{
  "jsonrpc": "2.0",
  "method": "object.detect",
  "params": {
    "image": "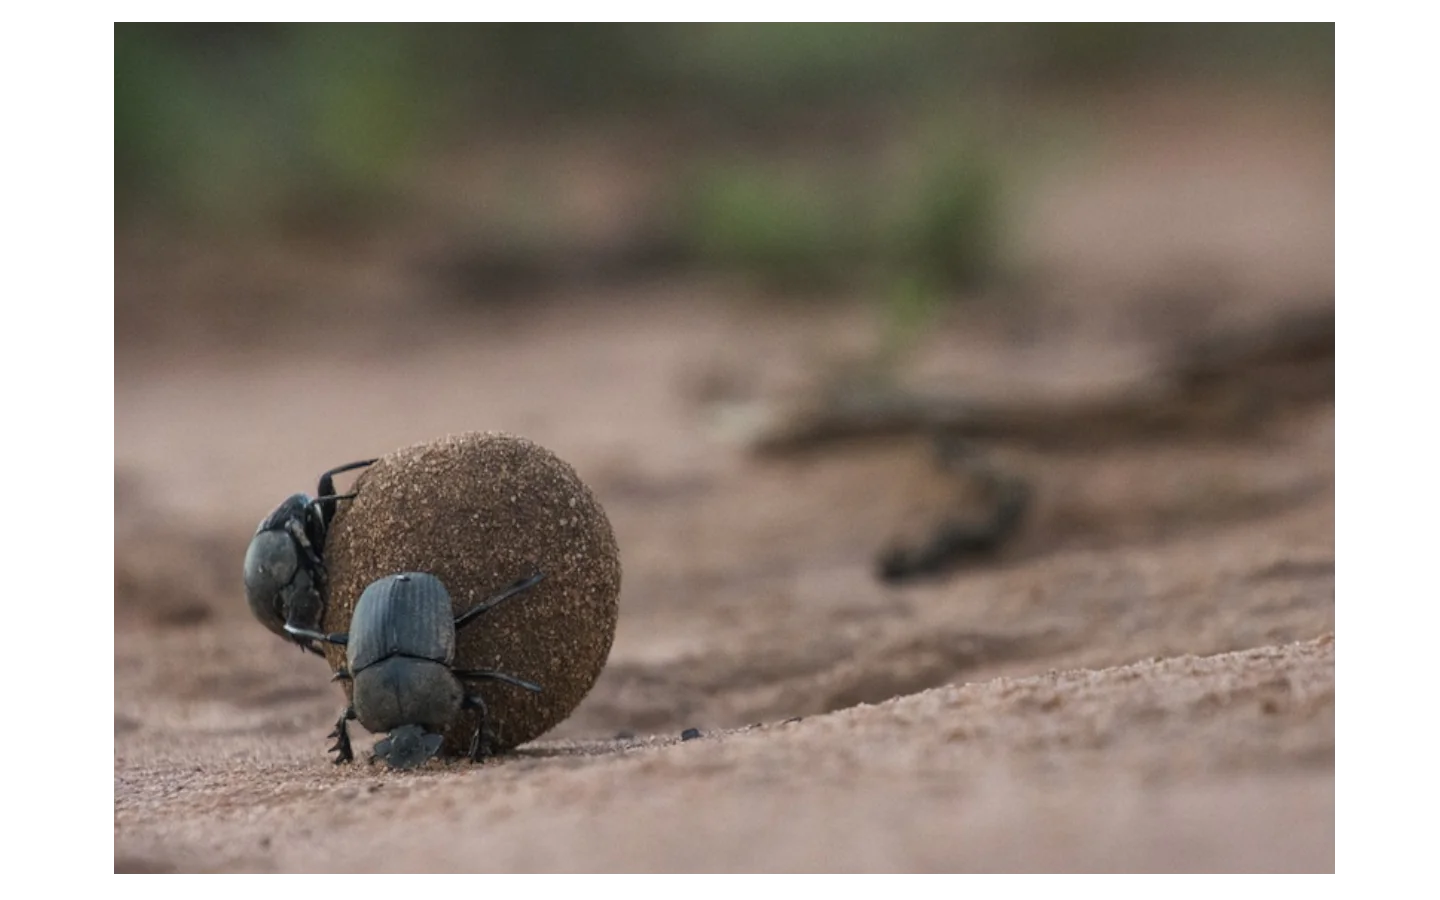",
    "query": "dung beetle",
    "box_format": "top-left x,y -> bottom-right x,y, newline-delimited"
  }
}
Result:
285,570 -> 545,769
243,459 -> 376,654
